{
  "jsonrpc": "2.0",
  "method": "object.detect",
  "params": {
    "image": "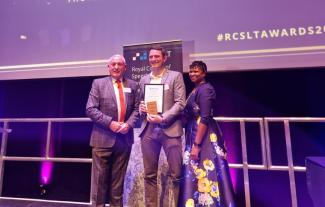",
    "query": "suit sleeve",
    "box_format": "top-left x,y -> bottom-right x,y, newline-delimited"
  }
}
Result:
161,72 -> 186,124
138,77 -> 147,120
86,79 -> 112,128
